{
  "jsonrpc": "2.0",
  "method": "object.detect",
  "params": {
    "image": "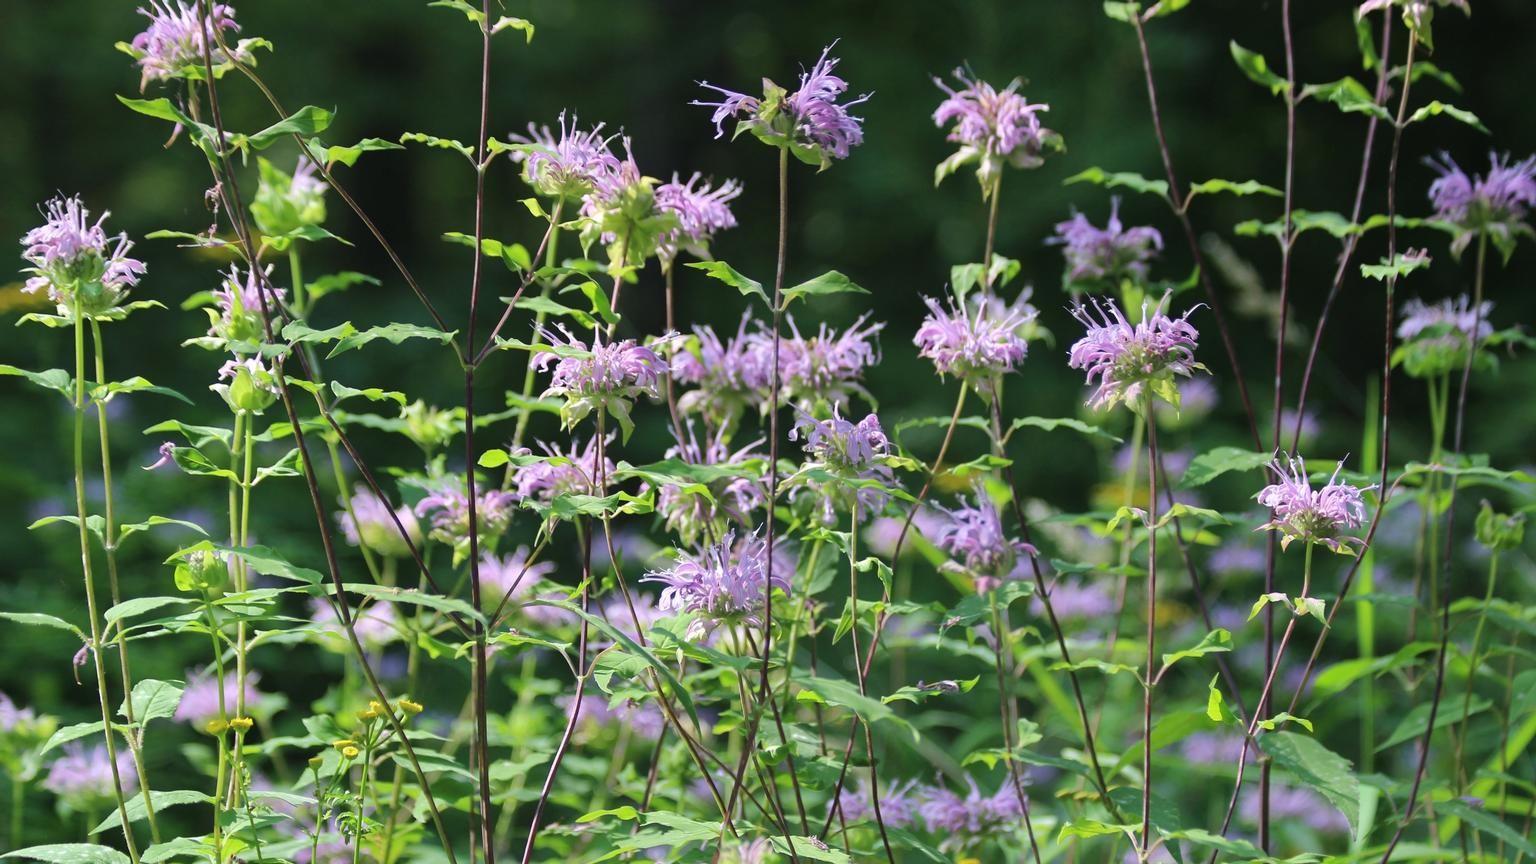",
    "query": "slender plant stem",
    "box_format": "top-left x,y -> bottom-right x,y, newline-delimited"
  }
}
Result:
1140,395 -> 1161,860
988,593 -> 1042,862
